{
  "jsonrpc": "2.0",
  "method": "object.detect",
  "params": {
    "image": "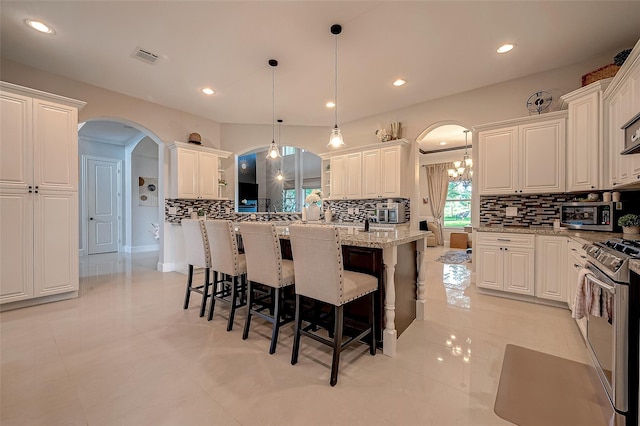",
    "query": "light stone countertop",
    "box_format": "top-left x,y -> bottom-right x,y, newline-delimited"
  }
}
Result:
273,224 -> 430,249
475,226 -> 624,243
